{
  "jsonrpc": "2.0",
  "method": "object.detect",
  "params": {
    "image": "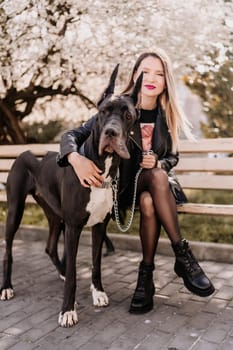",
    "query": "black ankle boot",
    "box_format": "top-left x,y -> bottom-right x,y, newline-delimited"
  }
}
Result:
129,261 -> 155,314
172,239 -> 215,297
